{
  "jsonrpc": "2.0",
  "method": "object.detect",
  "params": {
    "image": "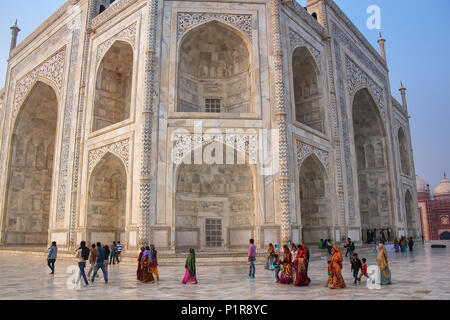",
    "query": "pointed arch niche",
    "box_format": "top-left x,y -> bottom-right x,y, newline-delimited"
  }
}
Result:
292,46 -> 325,133
352,88 -> 392,230
5,81 -> 58,245
87,152 -> 127,245
405,190 -> 416,237
398,127 -> 411,177
299,154 -> 331,243
177,20 -> 252,114
92,40 -> 133,132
